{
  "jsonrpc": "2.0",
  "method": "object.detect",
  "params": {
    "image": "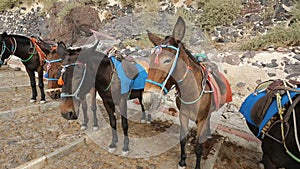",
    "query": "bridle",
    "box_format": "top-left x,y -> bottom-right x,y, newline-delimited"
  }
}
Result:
145,43 -> 209,105
146,44 -> 181,94
60,62 -> 87,100
0,37 -> 17,65
44,58 -> 63,81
